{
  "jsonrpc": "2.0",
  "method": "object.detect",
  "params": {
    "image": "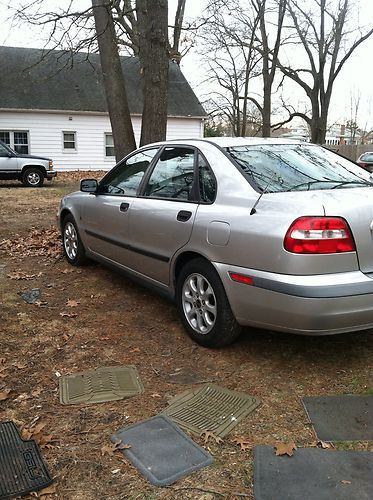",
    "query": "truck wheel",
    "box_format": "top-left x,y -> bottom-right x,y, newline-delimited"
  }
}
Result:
22,168 -> 44,187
